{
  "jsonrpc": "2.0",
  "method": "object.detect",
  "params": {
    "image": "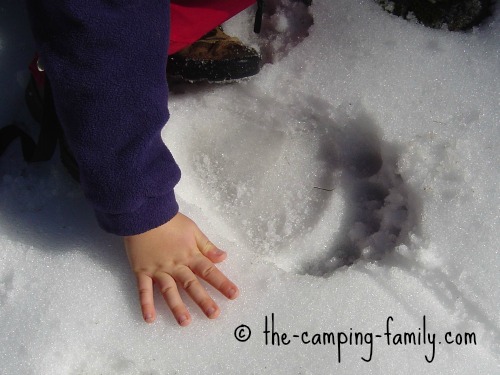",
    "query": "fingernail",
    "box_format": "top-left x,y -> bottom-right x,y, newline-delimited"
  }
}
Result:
213,249 -> 226,256
144,314 -> 154,323
227,288 -> 238,299
178,315 -> 189,326
205,307 -> 216,317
